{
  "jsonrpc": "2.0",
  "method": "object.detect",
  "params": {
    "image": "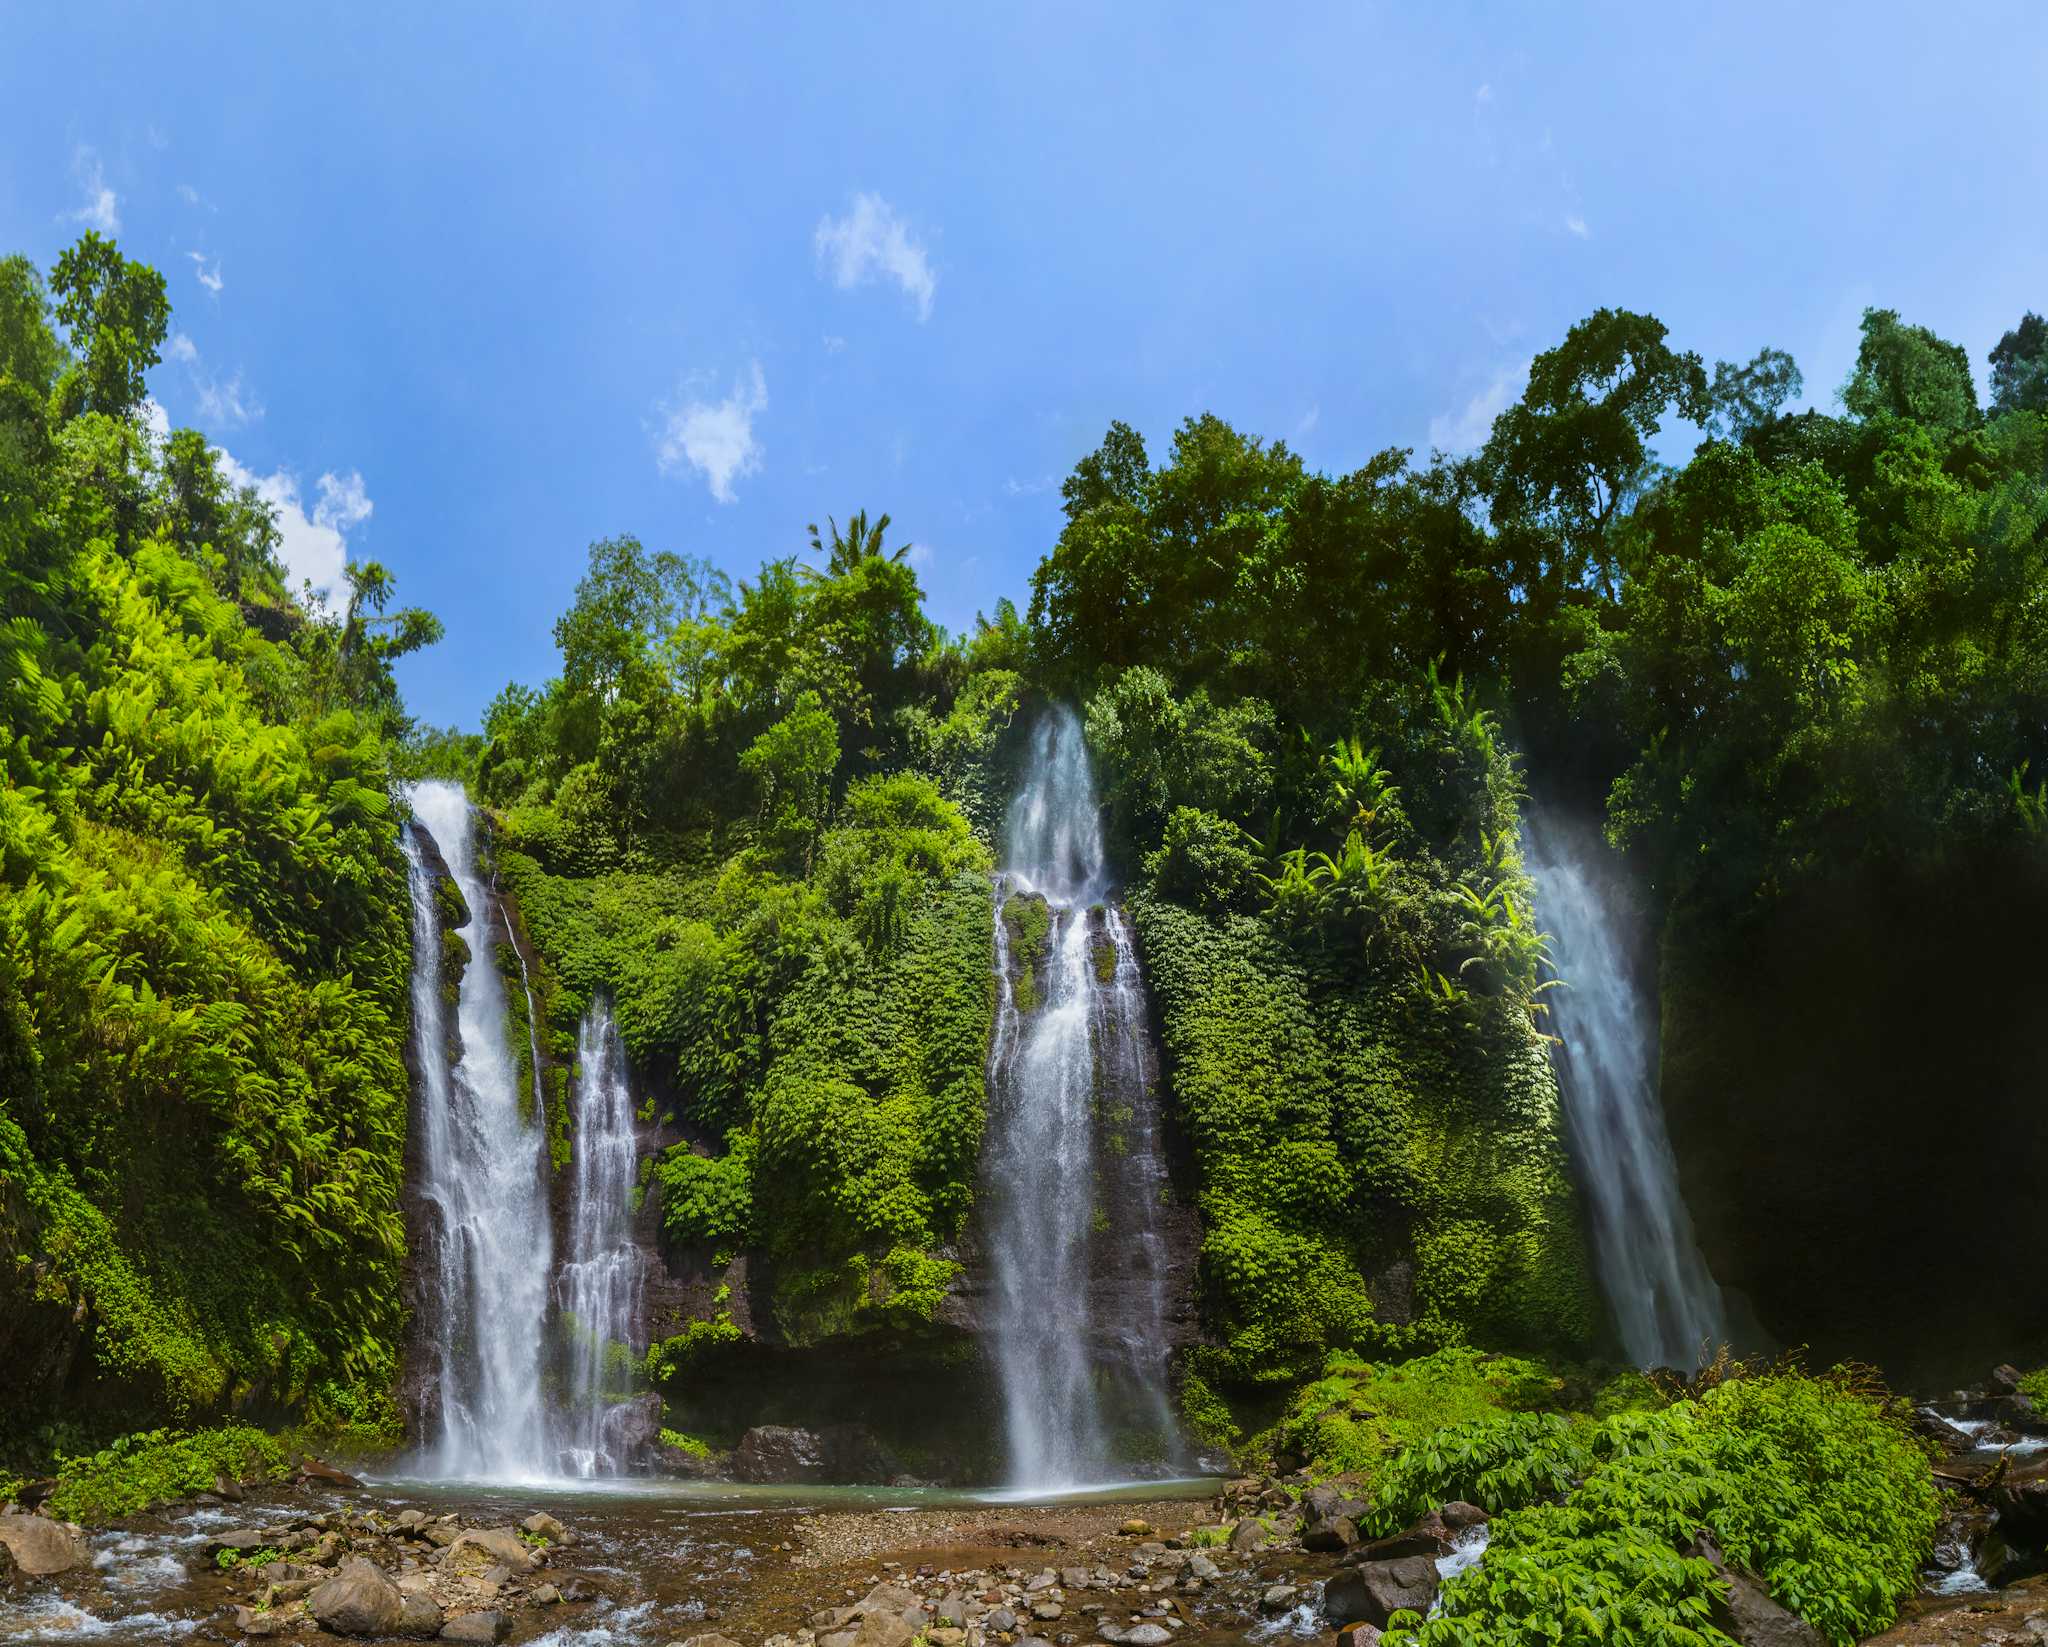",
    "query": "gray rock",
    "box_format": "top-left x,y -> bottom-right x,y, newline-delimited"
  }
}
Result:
675,1636 -> 745,1647
398,1591 -> 445,1637
1685,1535 -> 1823,1647
439,1611 -> 509,1644
1122,1627 -> 1174,1647
1302,1515 -> 1359,1552
852,1614 -> 914,1647
986,1606 -> 1019,1632
1438,1501 -> 1488,1530
1322,1556 -> 1439,1628
444,1527 -> 541,1573
935,1589 -> 968,1627
733,1424 -> 828,1483
0,1513 -> 89,1576
203,1525 -> 274,1560
309,1558 -> 404,1636
233,1605 -> 292,1637
1262,1583 -> 1301,1610
1030,1599 -> 1063,1620
1185,1552 -> 1220,1581
1229,1516 -> 1269,1552
521,1511 -> 568,1545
